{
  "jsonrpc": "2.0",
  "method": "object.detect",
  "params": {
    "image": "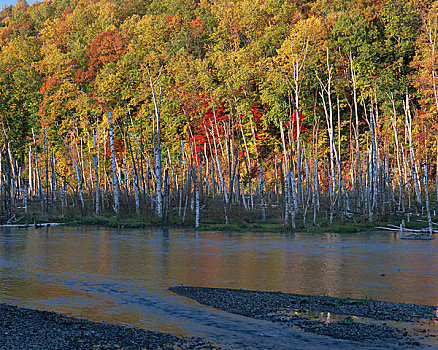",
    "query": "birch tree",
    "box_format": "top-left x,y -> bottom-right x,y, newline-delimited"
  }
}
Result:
288,33 -> 309,206
147,66 -> 163,219
403,94 -> 422,206
316,48 -> 339,203
108,111 -> 119,215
